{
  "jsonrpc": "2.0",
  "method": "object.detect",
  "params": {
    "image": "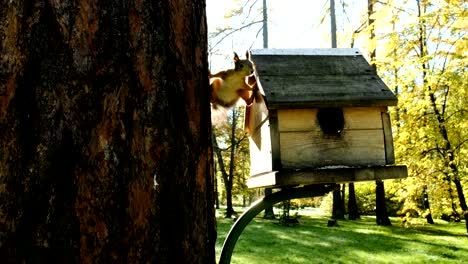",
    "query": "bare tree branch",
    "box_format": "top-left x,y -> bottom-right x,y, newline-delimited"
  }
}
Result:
209,20 -> 263,52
